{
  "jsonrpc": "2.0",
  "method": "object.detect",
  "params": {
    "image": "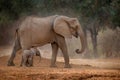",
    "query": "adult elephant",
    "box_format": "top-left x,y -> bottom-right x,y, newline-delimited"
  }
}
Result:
7,15 -> 86,68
